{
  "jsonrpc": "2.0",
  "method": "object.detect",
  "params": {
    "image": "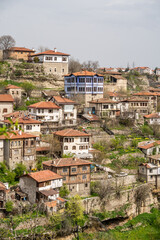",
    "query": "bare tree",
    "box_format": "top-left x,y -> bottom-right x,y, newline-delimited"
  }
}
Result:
68,58 -> 82,73
38,46 -> 49,52
134,184 -> 150,214
81,60 -> 99,72
0,35 -> 15,50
